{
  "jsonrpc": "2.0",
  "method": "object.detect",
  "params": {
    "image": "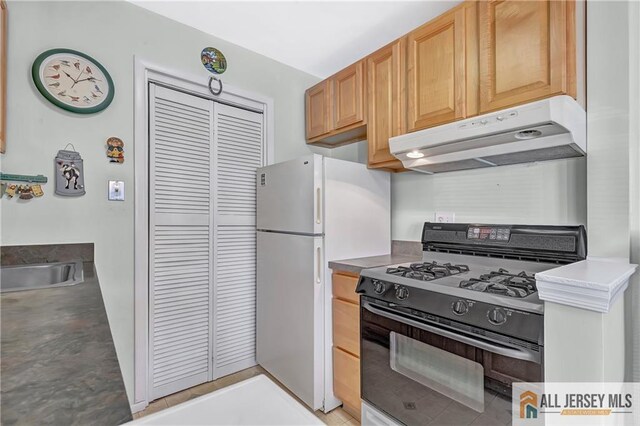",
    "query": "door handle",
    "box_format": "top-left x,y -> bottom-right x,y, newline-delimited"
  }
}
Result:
316,187 -> 321,225
316,247 -> 322,284
362,302 -> 541,364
